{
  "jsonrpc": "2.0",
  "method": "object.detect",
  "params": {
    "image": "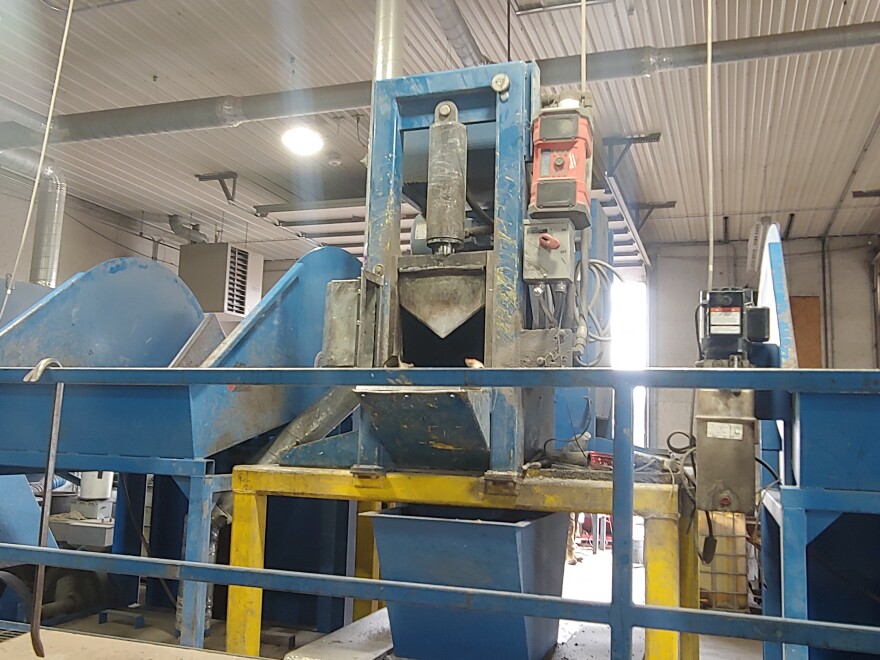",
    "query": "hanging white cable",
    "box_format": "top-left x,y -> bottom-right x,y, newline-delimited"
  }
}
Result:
580,0 -> 587,94
0,0 -> 76,321
705,0 -> 715,291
